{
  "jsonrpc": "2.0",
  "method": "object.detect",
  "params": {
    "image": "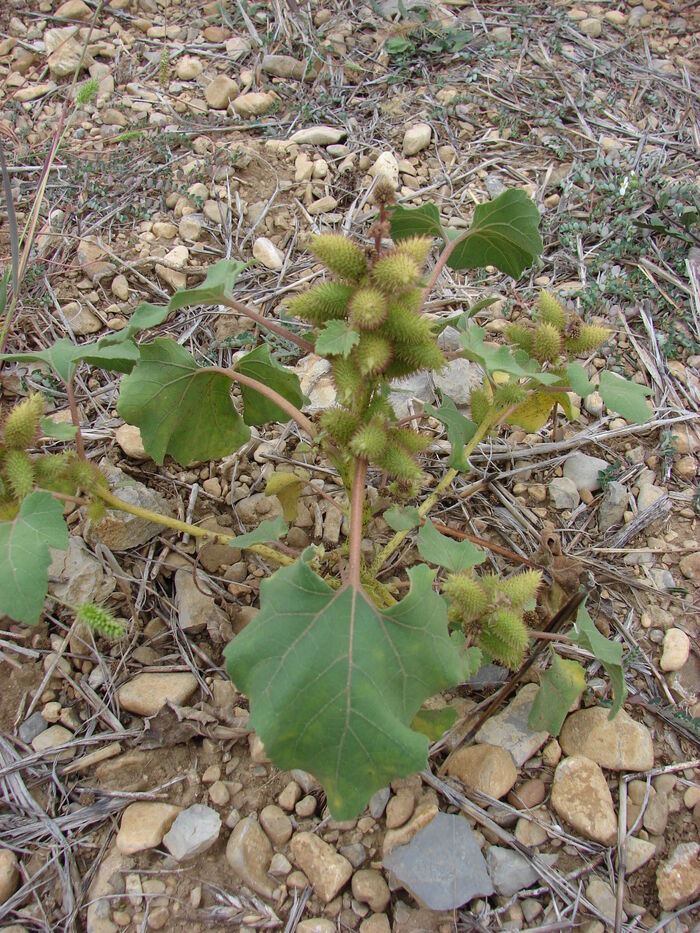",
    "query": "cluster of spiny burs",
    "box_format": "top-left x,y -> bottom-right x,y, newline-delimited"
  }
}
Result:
470,291 -> 611,421
444,568 -> 542,670
289,233 -> 445,489
0,393 -> 106,520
